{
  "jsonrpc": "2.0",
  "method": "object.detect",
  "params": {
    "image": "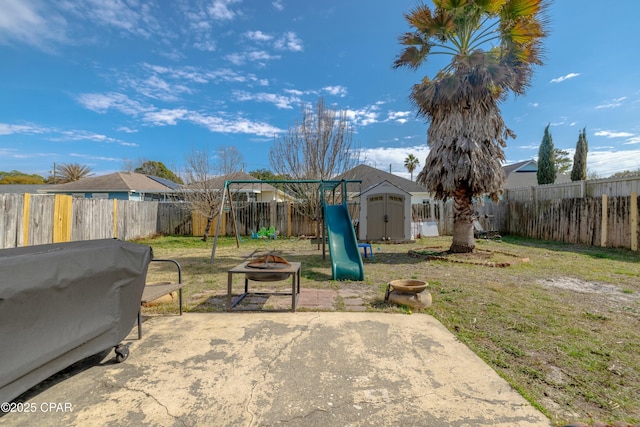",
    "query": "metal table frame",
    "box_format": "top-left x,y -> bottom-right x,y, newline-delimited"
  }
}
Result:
227,261 -> 301,311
